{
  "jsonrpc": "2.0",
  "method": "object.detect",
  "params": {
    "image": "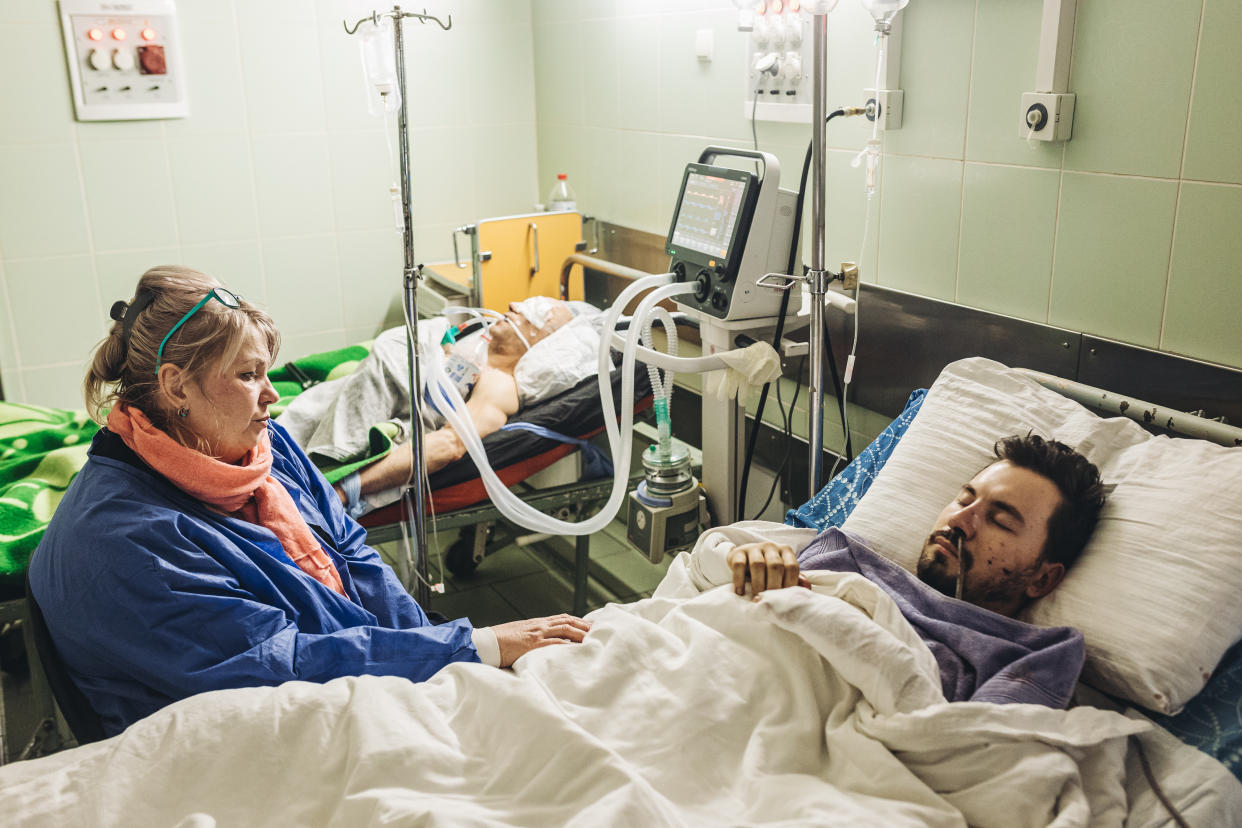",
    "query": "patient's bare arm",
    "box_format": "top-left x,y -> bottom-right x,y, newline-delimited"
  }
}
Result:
341,366 -> 521,502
